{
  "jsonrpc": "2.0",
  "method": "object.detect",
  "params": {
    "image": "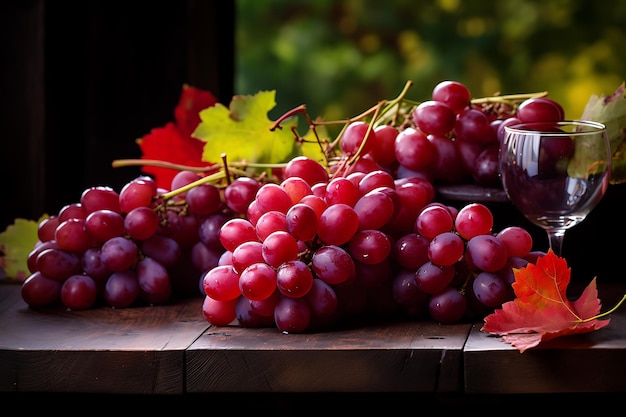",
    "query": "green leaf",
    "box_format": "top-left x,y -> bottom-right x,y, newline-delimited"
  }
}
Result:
192,90 -> 300,170
578,82 -> 626,184
0,217 -> 46,281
